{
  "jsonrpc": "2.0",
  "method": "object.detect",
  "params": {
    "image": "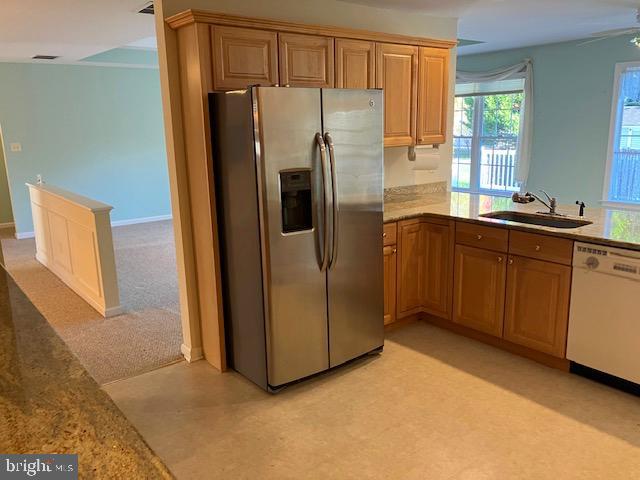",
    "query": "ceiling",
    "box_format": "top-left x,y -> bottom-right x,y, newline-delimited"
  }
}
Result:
0,0 -> 156,63
345,0 -> 640,55
1,0 -> 638,62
